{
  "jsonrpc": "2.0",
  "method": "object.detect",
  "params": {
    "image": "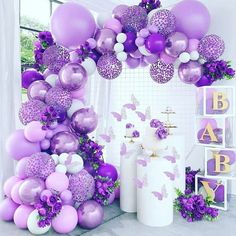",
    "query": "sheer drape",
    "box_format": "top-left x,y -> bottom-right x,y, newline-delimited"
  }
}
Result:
0,0 -> 21,198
